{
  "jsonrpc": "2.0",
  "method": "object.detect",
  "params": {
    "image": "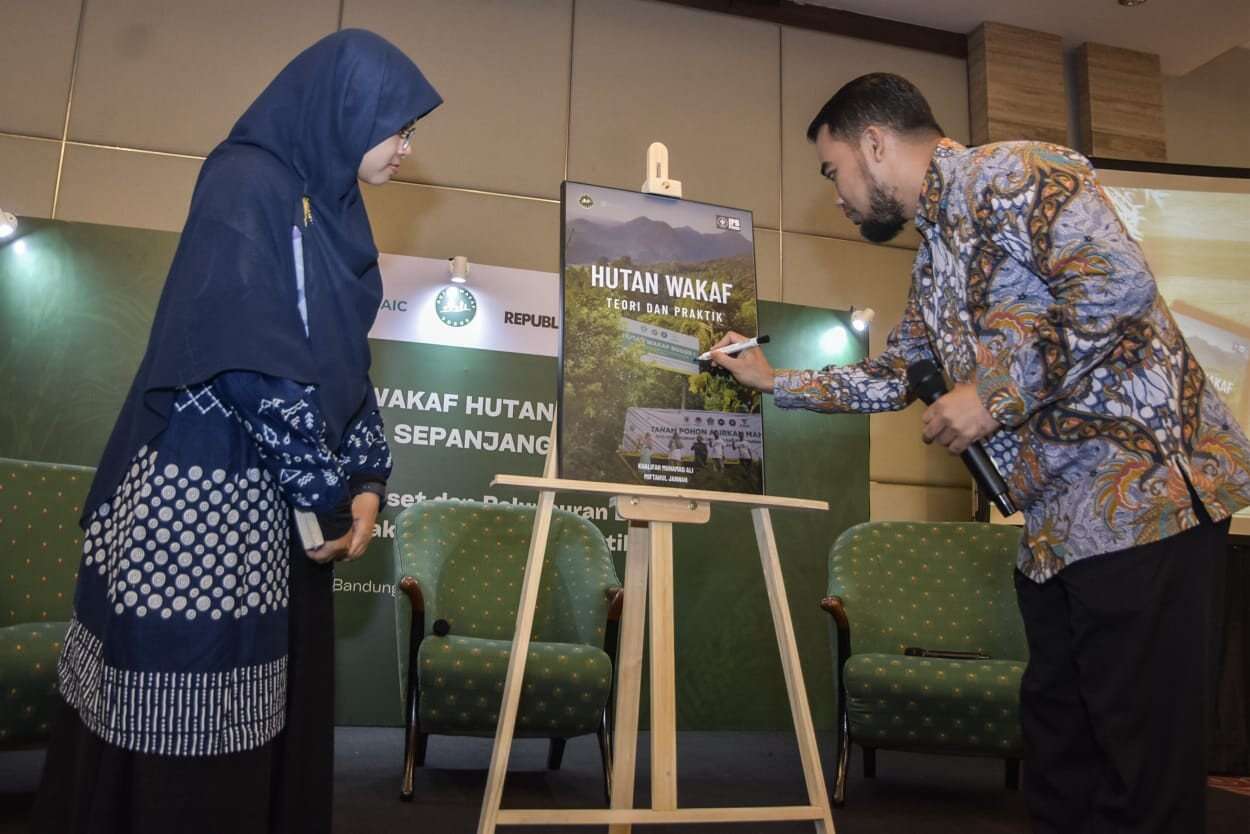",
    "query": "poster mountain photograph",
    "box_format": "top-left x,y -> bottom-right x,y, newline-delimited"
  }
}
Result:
559,182 -> 763,494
